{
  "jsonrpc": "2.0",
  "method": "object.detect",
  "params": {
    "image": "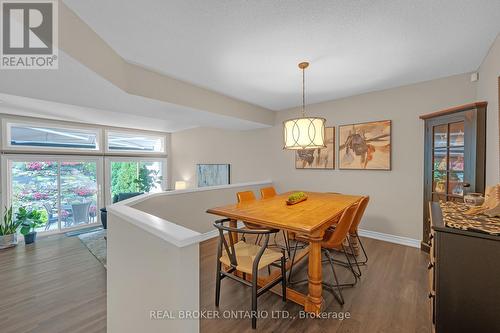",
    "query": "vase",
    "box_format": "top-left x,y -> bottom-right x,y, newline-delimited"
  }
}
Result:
100,208 -> 107,229
24,231 -> 37,245
0,233 -> 18,249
